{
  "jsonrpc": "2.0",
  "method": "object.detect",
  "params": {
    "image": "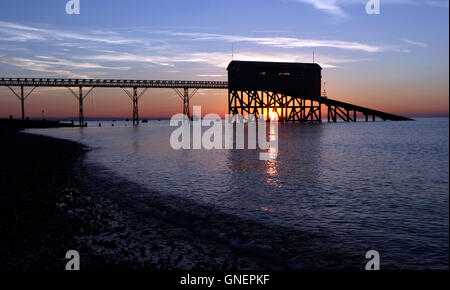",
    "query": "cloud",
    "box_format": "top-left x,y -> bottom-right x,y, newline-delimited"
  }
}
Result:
0,55 -> 130,78
168,32 -> 383,52
0,56 -> 90,78
0,21 -> 155,45
296,0 -> 348,18
0,21 -> 400,78
292,0 -> 449,17
0,21 -> 384,53
400,38 -> 428,48
77,51 -> 372,69
32,55 -> 131,70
